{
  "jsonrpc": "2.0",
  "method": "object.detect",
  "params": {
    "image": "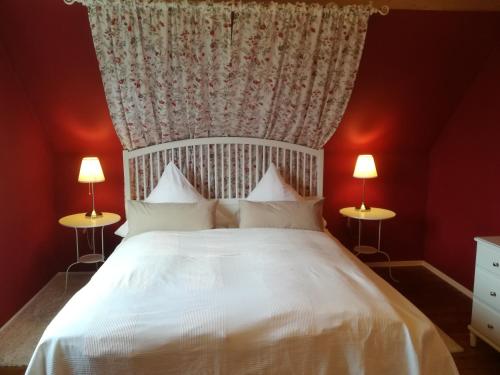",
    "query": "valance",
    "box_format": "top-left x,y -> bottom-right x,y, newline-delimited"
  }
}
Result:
68,1 -> 385,150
